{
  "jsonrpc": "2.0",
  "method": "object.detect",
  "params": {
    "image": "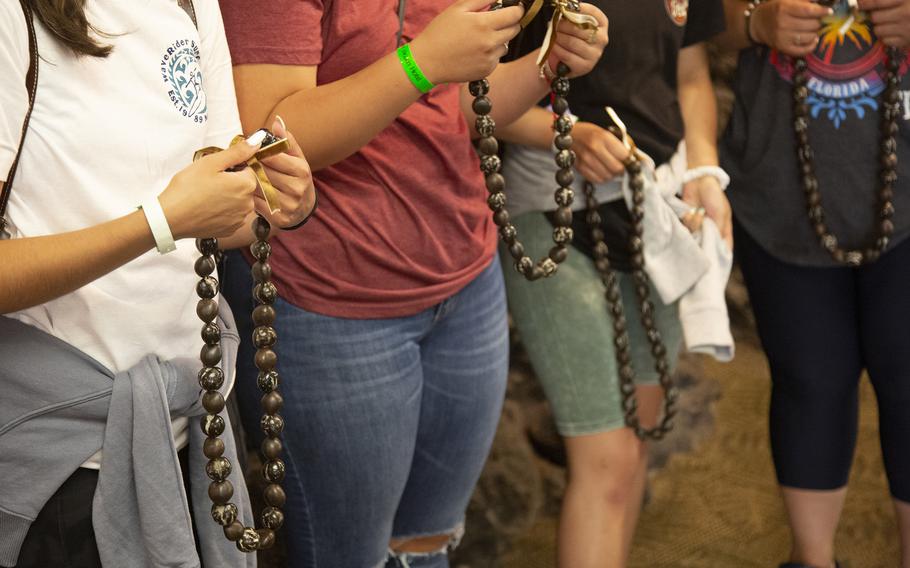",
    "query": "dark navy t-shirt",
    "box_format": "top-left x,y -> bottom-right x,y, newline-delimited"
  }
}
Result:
510,0 -> 725,269
514,0 -> 725,166
722,1 -> 910,266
